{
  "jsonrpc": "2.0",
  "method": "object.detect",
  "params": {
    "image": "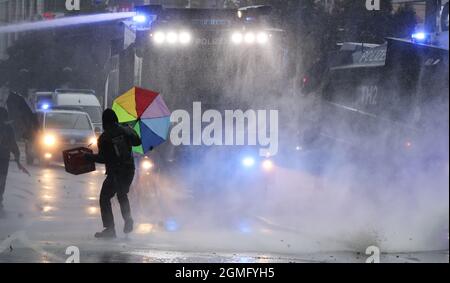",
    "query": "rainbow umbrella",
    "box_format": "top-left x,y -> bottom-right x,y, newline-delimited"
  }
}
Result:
112,87 -> 171,154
